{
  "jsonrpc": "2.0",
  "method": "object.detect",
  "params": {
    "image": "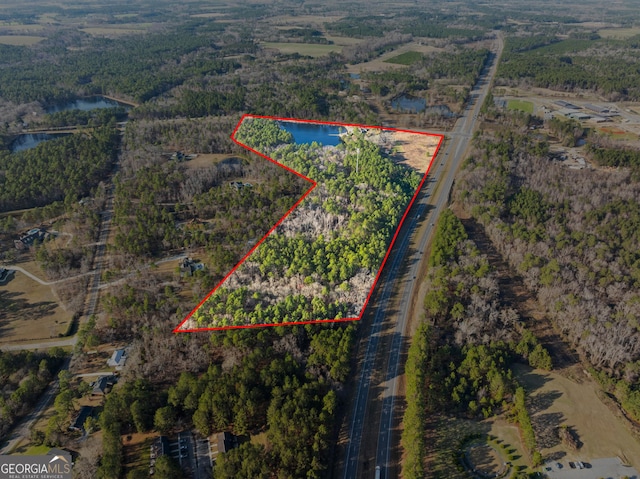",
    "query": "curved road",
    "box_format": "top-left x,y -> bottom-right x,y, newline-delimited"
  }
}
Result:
343,33 -> 503,479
